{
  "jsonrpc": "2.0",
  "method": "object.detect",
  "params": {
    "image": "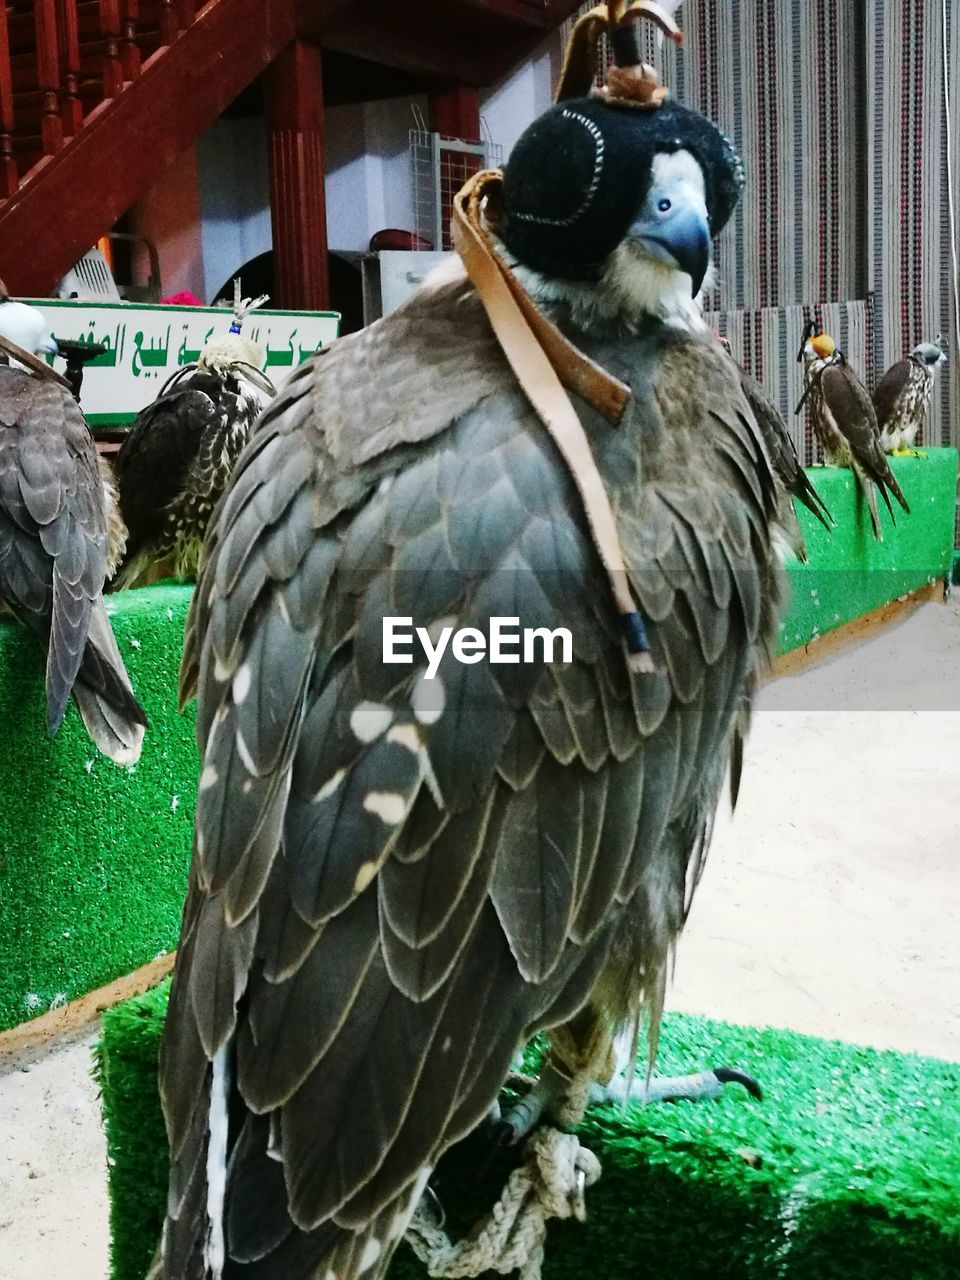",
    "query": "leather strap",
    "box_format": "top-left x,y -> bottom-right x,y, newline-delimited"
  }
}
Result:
452,170 -> 652,670
0,334 -> 73,391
